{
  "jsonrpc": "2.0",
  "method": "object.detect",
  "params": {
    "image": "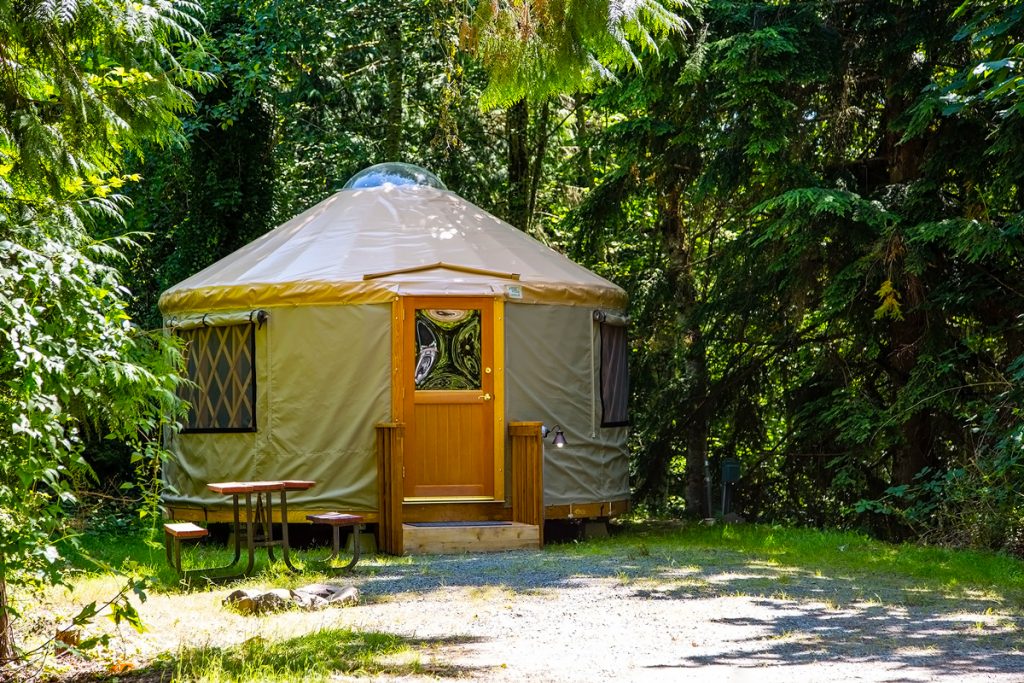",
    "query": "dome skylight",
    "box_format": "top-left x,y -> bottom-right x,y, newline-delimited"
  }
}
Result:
343,162 -> 447,190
